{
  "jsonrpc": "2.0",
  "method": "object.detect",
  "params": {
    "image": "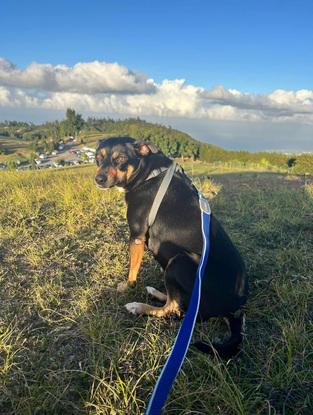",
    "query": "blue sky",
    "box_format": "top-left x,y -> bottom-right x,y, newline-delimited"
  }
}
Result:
2,0 -> 313,92
1,0 -> 313,150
